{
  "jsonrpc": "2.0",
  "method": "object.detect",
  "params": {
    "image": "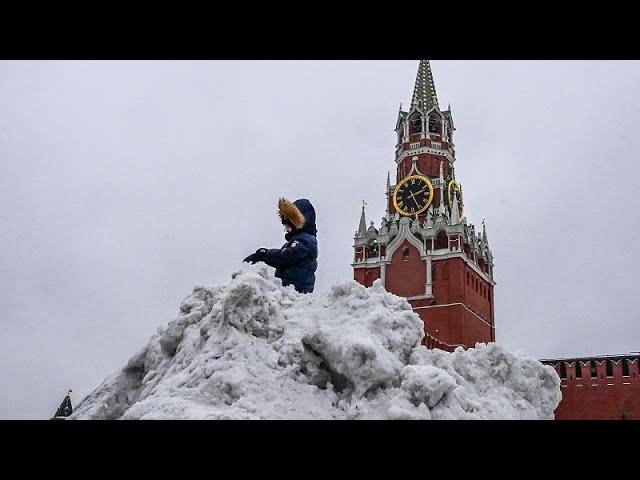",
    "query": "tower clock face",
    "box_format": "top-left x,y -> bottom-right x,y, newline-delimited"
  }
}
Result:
392,175 -> 434,216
